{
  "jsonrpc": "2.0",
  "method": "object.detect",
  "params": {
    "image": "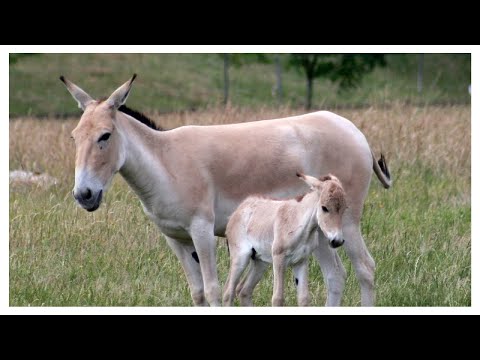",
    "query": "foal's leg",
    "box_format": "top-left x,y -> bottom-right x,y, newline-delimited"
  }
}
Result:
234,261 -> 255,297
237,260 -> 269,306
293,260 -> 310,306
222,248 -> 251,306
272,253 -> 287,306
165,236 -> 208,306
235,262 -> 250,297
312,233 -> 347,306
